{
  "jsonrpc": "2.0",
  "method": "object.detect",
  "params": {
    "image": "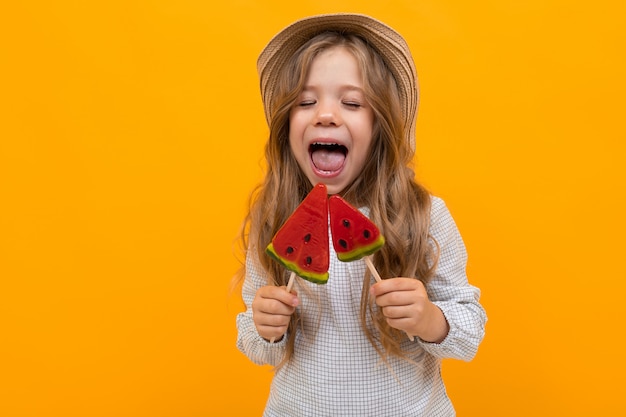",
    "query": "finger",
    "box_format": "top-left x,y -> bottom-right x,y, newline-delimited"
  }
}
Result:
370,277 -> 422,296
381,305 -> 412,319
254,297 -> 297,317
255,309 -> 292,327
253,308 -> 293,339
384,316 -> 417,333
374,289 -> 421,308
380,299 -> 427,326
264,286 -> 300,307
256,321 -> 289,340
255,287 -> 299,310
